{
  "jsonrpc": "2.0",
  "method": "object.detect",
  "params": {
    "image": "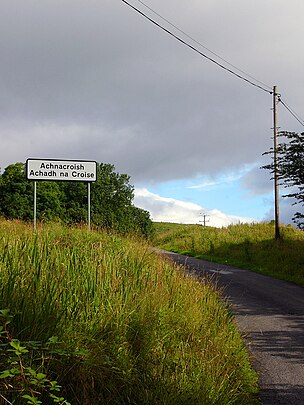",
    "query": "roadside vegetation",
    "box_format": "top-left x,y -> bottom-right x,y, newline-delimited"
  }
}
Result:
153,221 -> 304,286
0,219 -> 258,404
0,162 -> 153,237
